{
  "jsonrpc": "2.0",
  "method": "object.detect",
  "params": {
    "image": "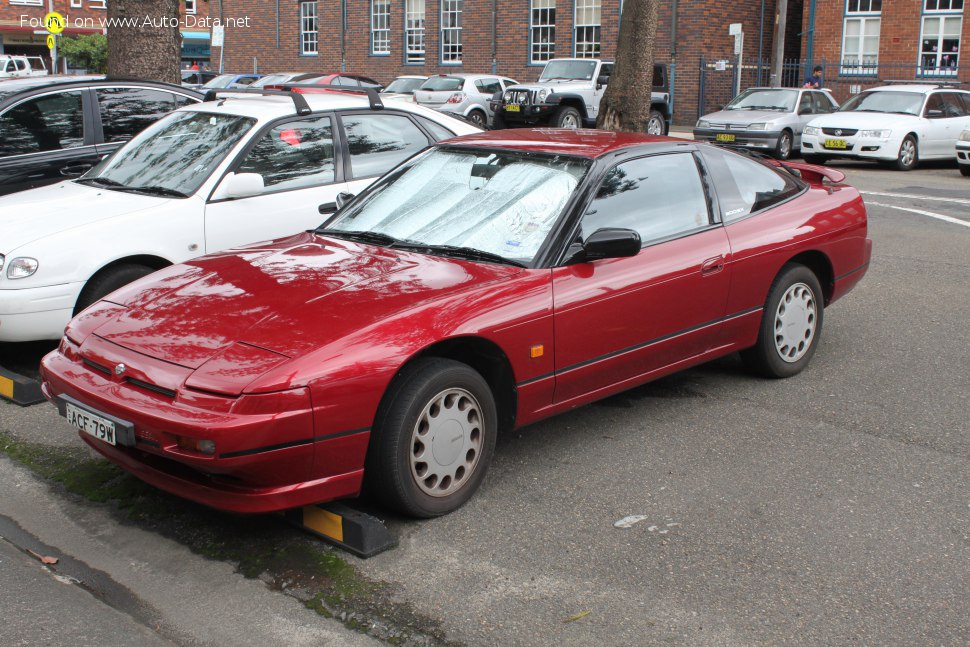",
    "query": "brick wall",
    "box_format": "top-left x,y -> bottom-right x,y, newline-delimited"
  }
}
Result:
220,0 -> 785,125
